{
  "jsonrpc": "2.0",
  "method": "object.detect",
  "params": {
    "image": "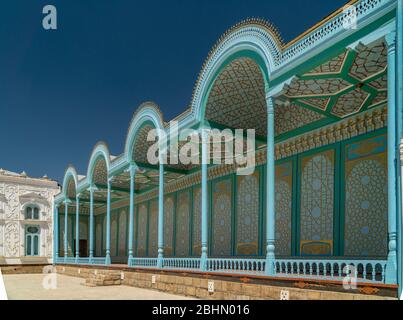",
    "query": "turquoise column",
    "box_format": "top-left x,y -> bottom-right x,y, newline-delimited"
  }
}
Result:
157,163 -> 164,268
385,31 -> 398,284
64,199 -> 68,262
75,195 -> 80,263
397,0 -> 403,297
200,128 -> 209,271
89,185 -> 95,263
53,204 -> 59,264
128,164 -> 136,265
106,179 -> 112,265
265,94 -> 276,276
